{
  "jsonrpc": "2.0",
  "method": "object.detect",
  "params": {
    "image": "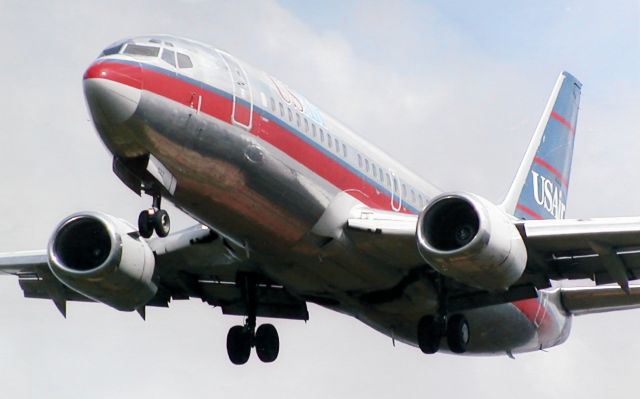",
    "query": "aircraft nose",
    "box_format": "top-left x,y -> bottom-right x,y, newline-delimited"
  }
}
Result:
83,60 -> 142,124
